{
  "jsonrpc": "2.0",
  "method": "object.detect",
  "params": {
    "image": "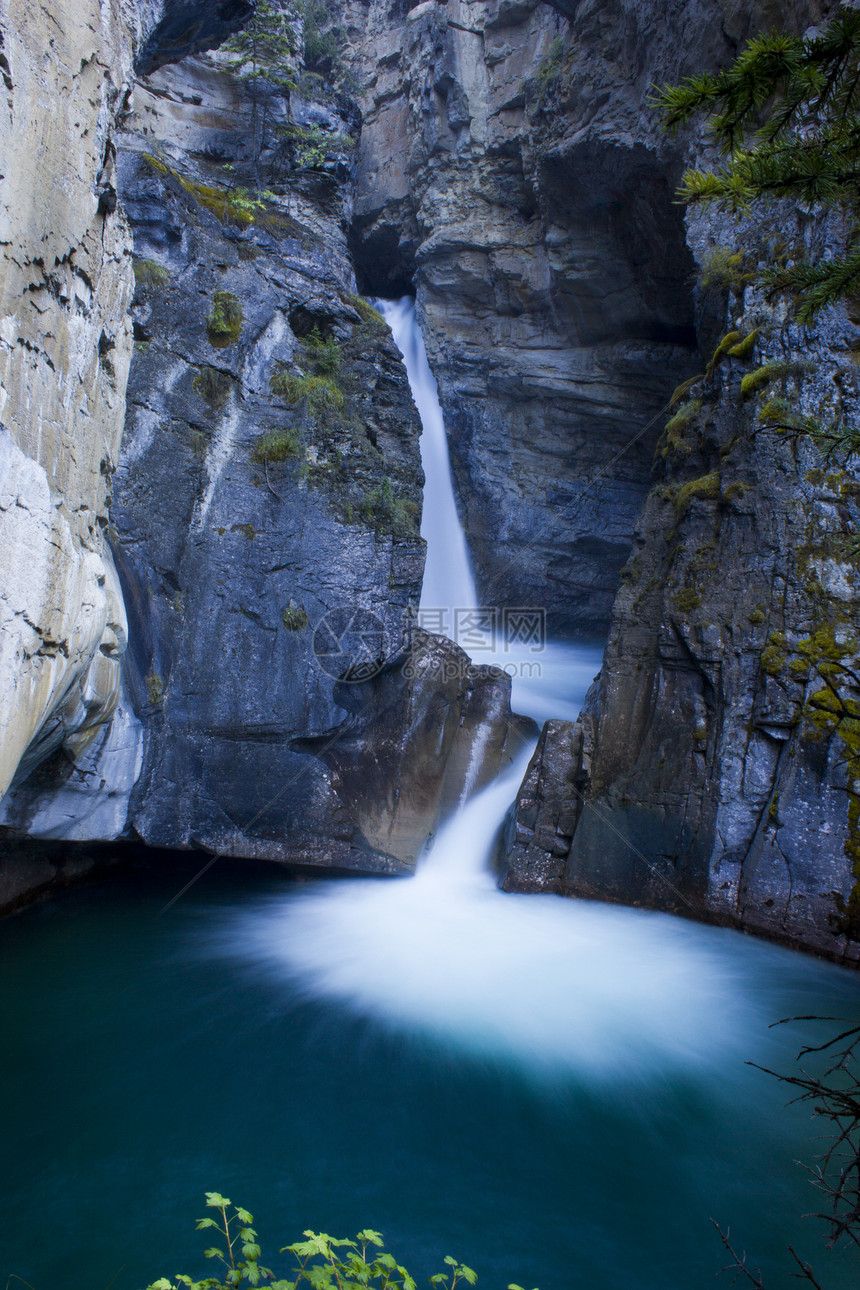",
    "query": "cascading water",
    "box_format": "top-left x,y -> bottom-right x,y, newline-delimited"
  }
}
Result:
221,301 -> 805,1078
381,297 -> 479,624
